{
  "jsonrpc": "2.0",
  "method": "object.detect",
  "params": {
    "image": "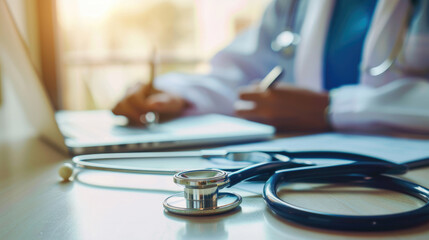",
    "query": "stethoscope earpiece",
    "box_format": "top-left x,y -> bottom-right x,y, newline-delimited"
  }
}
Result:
58,163 -> 74,182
